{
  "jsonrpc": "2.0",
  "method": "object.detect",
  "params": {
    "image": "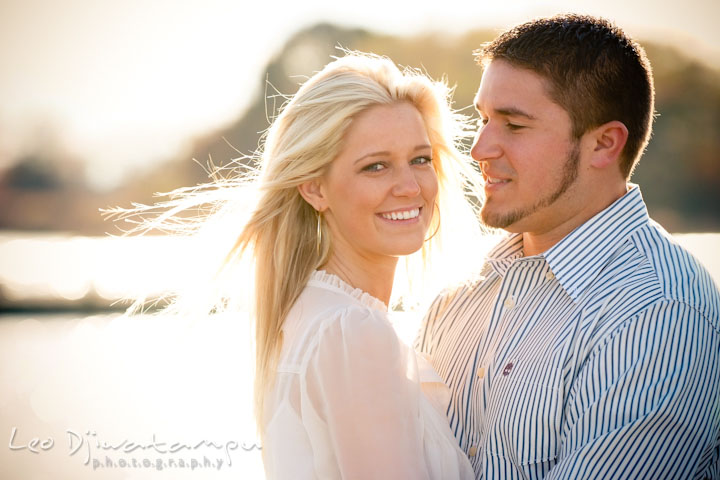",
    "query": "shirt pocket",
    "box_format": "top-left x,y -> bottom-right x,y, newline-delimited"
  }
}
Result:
484,357 -> 563,467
